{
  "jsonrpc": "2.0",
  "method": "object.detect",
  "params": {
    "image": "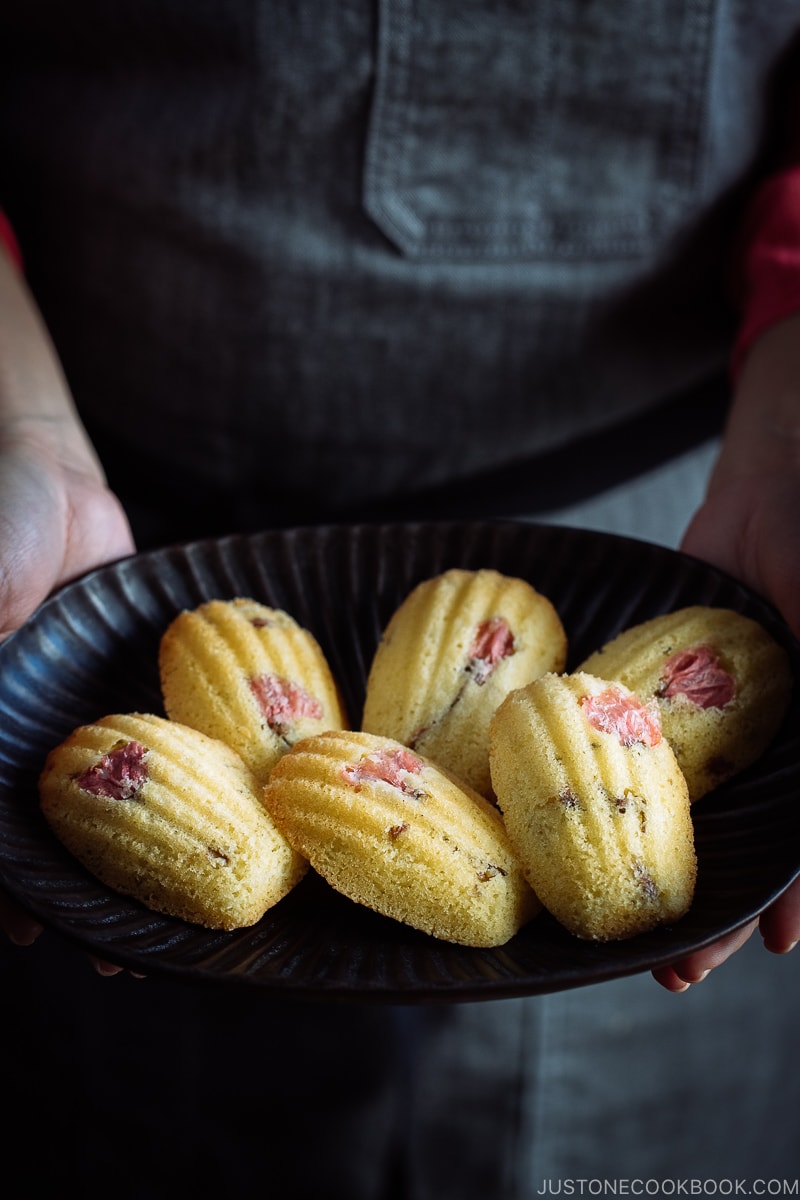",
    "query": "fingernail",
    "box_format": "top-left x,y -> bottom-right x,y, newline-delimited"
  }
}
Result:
764,939 -> 798,955
678,968 -> 709,986
92,959 -> 124,977
7,922 -> 44,947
